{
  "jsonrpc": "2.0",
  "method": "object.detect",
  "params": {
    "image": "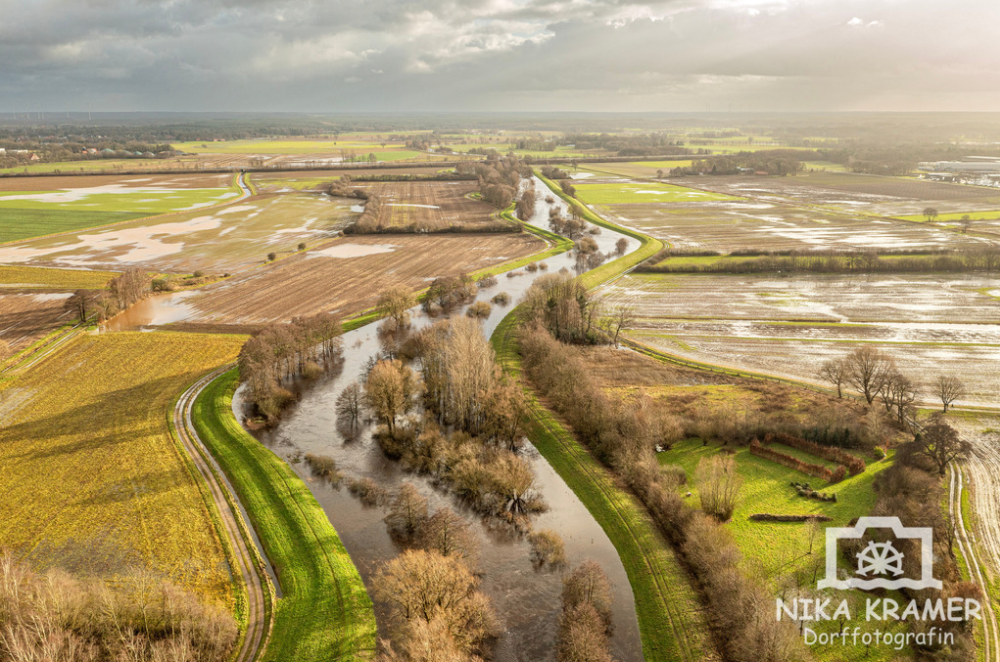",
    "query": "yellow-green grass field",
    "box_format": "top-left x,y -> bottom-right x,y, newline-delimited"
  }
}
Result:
576,161 -> 695,179
898,209 -> 1000,222
0,187 -> 237,214
0,265 -> 117,289
0,159 -> 204,175
659,438 -> 909,662
0,186 -> 240,243
194,370 -> 376,661
0,331 -> 245,606
573,181 -> 740,205
659,438 -> 890,581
